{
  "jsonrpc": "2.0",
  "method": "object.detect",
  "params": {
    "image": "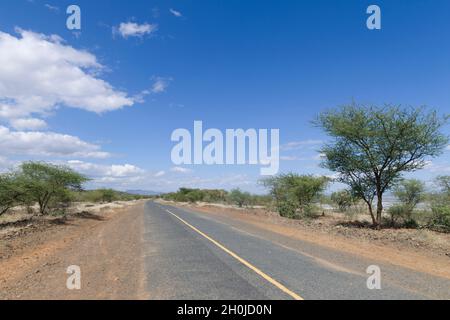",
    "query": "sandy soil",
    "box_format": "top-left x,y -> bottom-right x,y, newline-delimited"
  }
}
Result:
0,201 -> 147,300
161,201 -> 450,280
